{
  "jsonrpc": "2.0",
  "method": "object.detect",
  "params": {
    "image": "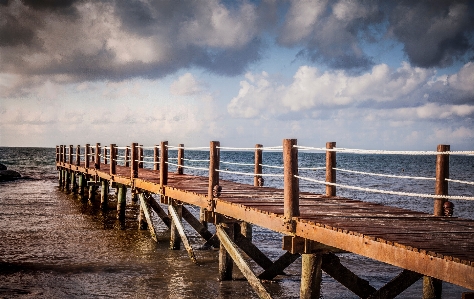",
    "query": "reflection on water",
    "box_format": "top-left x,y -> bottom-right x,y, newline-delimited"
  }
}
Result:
0,147 -> 472,298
